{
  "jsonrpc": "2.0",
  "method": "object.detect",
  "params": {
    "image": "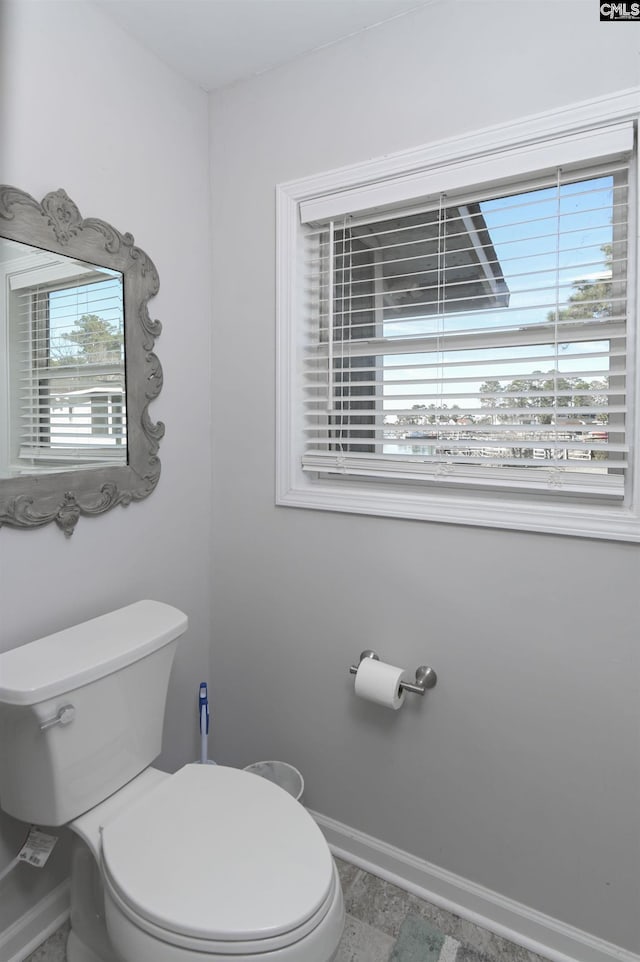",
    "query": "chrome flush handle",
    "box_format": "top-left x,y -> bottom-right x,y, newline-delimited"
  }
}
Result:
39,704 -> 76,731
